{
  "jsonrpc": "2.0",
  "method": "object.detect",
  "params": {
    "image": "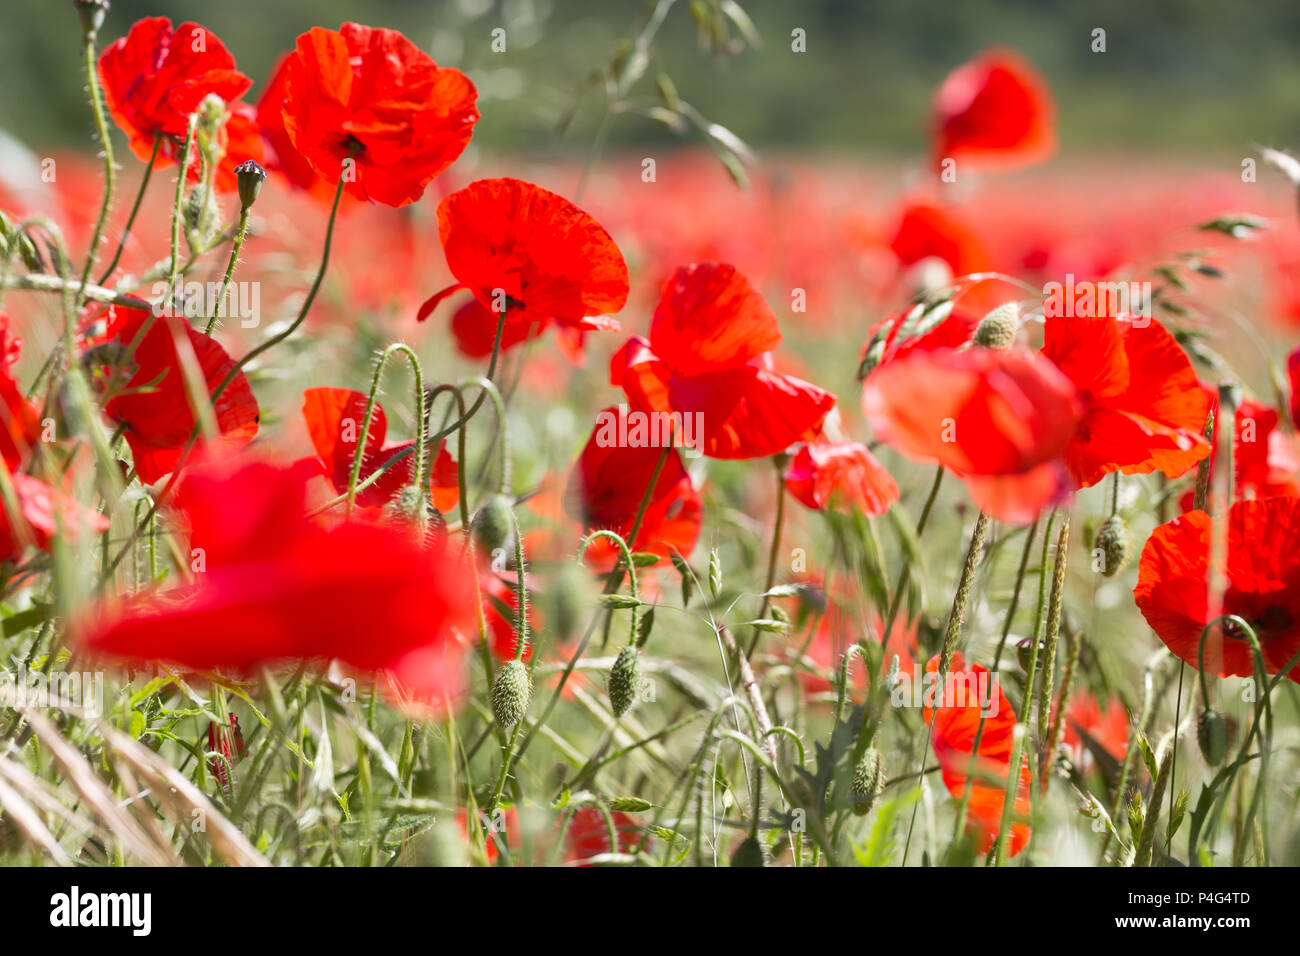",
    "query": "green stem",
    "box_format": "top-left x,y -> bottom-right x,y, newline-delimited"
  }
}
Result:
98,133 -> 161,285
77,28 -> 115,310
203,207 -> 250,335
